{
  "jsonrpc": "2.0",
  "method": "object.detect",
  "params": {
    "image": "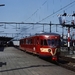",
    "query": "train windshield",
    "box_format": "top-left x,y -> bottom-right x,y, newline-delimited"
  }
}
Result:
47,39 -> 60,46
